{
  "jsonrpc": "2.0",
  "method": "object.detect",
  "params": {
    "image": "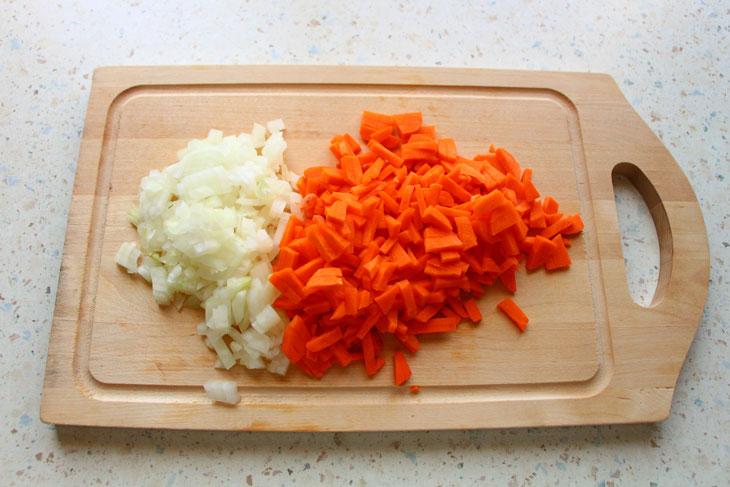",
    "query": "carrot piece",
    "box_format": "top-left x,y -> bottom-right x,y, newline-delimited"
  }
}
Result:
342,133 -> 361,154
544,211 -> 563,226
294,256 -> 325,282
422,206 -> 452,231
499,267 -> 517,293
361,331 -> 379,375
397,280 -> 418,318
529,201 -> 547,229
306,267 -> 344,291
423,227 -> 463,253
504,173 -> 525,200
401,147 -> 439,163
325,199 -> 349,225
306,327 -> 343,352
497,298 -> 529,331
540,216 -> 575,239
447,297 -> 468,318
437,174 -> 472,203
399,184 -> 415,213
389,242 -> 412,270
437,138 -> 457,162
454,216 -> 477,250
415,303 -> 442,322
341,155 -> 363,185
306,224 -> 350,262
545,234 -> 572,270
472,190 -> 509,219
563,213 -> 584,235
377,164 -> 397,182
423,184 -> 440,207
368,139 -> 404,167
410,385 -> 420,393
440,250 -> 461,264
372,261 -> 398,291
393,351 -> 412,385
543,196 -> 559,214
495,148 -> 521,178
369,126 -> 394,144
409,317 -> 460,334
407,133 -> 432,143
384,215 -> 402,238
343,284 -> 359,315
355,309 -> 381,340
393,112 -> 422,138
279,215 -> 303,248
489,204 -> 521,236
376,190 -> 399,215
526,235 -> 557,270
330,301 -> 347,320
357,151 -> 378,166
339,140 -> 355,158
362,157 -> 384,184
274,246 -> 299,272
382,134 -> 402,150
403,140 -> 438,153
421,165 -> 445,187
425,259 -> 467,278
273,296 -> 302,310
269,268 -> 307,303
303,299 -> 332,316
521,168 -> 540,202
281,315 -> 310,363
463,298 -> 482,323
360,111 -> 395,139
417,125 -> 436,139
374,283 -> 400,314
